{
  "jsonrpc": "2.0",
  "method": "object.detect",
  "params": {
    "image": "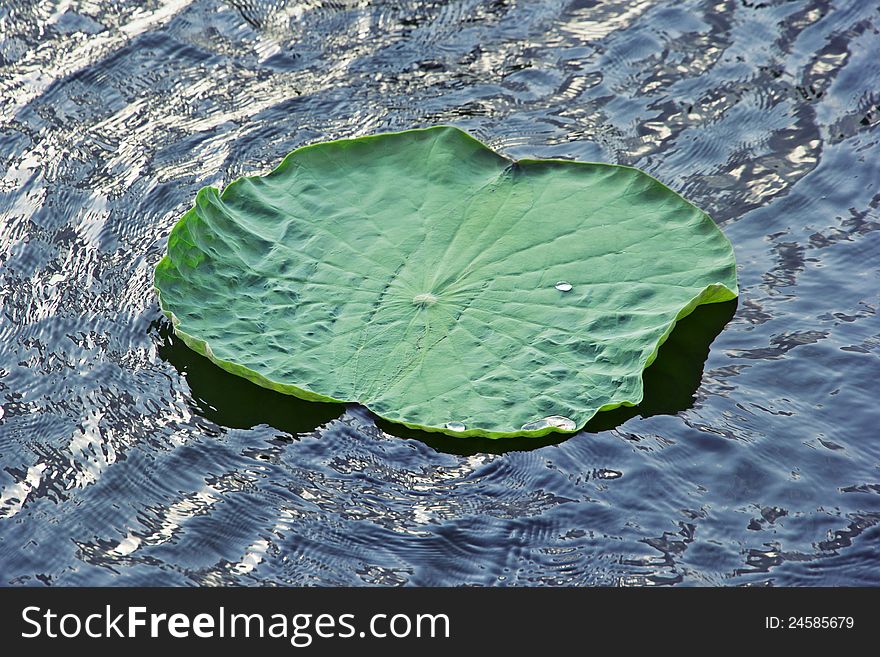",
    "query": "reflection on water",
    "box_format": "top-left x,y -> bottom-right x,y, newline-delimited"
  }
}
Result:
1,0 -> 879,586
